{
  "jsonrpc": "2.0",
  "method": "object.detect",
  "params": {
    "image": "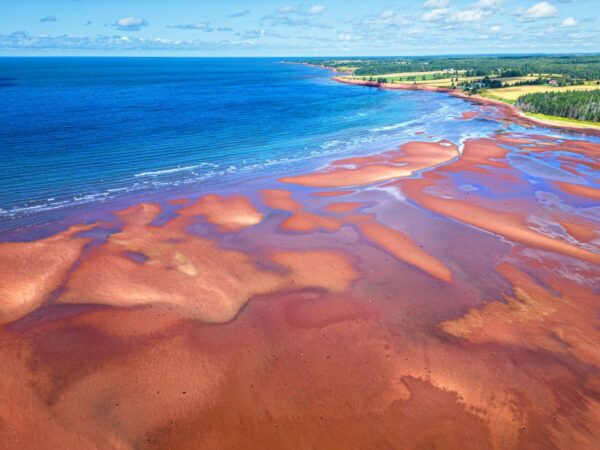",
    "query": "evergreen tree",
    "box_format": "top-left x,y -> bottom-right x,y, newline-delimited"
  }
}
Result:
516,90 -> 600,122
